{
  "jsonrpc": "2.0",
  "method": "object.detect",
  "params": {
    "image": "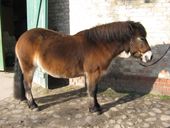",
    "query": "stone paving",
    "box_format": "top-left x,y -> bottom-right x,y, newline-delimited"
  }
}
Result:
0,72 -> 13,100
0,85 -> 170,128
